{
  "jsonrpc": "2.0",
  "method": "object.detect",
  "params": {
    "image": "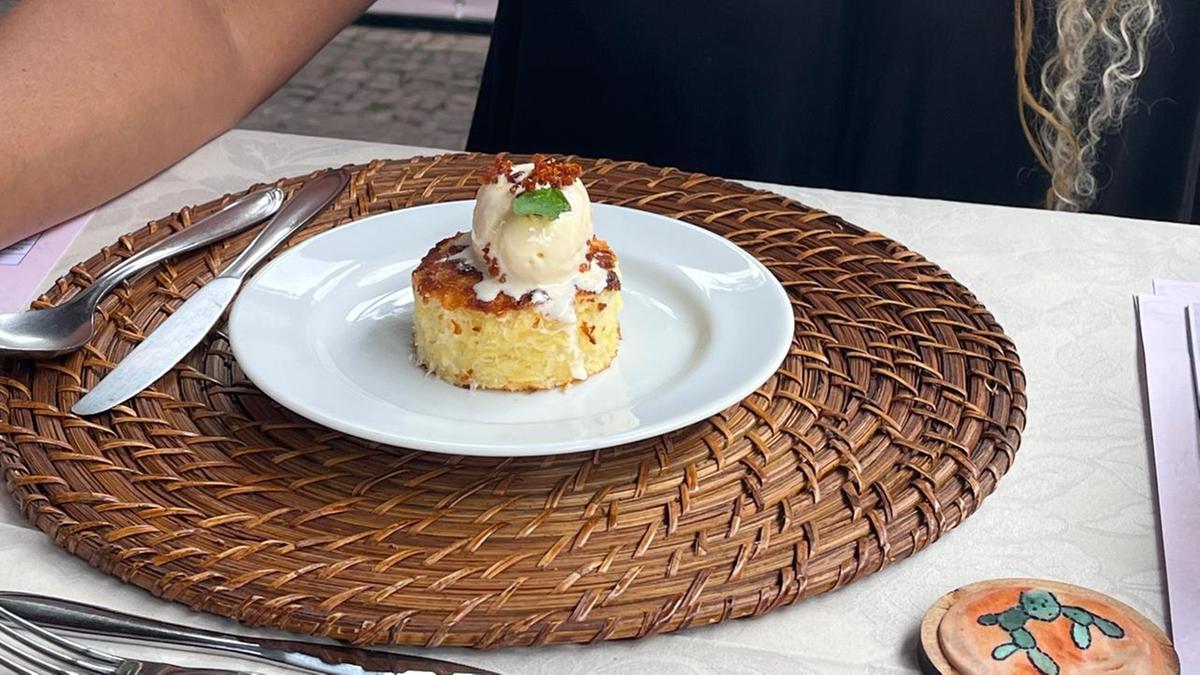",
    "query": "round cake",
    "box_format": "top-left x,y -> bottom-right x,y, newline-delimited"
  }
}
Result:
412,156 -> 623,391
